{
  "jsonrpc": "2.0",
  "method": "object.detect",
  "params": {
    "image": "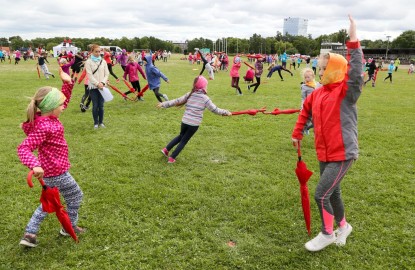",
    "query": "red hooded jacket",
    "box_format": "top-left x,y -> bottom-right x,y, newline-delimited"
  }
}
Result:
292,41 -> 363,162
